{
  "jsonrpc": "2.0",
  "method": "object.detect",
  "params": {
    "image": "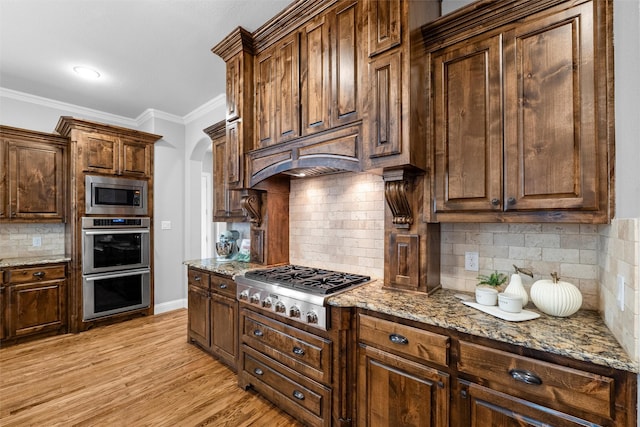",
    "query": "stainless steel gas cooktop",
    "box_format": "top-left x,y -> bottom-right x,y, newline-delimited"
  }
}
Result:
236,265 -> 370,330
